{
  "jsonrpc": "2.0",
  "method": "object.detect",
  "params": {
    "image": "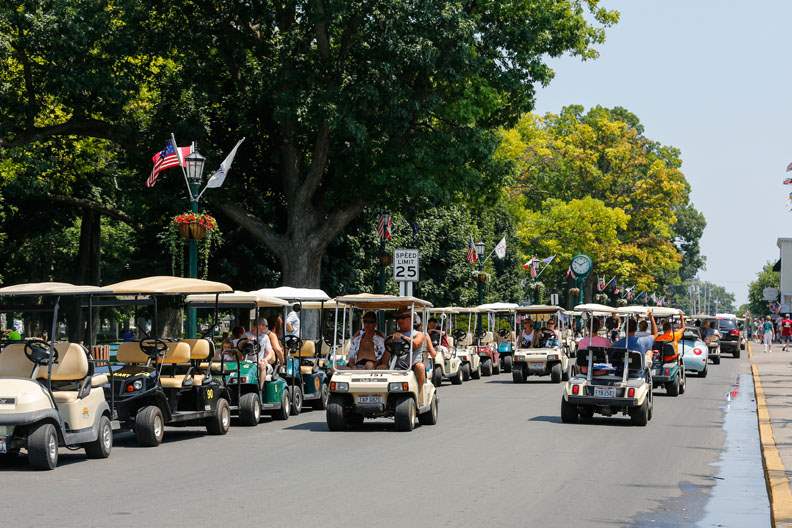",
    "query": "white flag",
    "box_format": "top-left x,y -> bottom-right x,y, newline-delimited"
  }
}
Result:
494,237 -> 507,259
206,137 -> 245,189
